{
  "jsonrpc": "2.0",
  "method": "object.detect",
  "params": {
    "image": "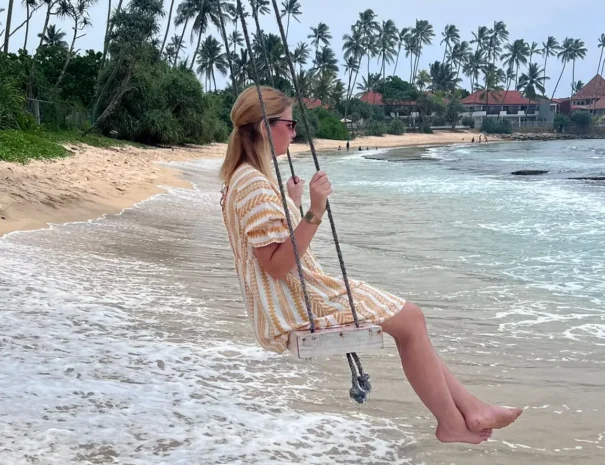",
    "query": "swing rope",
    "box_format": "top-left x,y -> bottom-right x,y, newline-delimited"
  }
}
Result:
235,0 -> 371,403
